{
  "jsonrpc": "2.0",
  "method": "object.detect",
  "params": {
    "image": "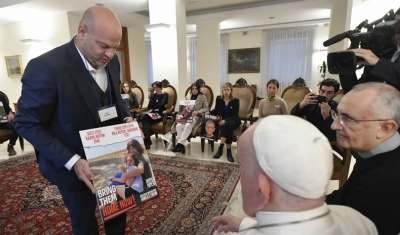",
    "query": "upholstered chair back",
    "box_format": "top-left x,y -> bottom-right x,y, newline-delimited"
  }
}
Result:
131,86 -> 144,108
281,86 -> 312,112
